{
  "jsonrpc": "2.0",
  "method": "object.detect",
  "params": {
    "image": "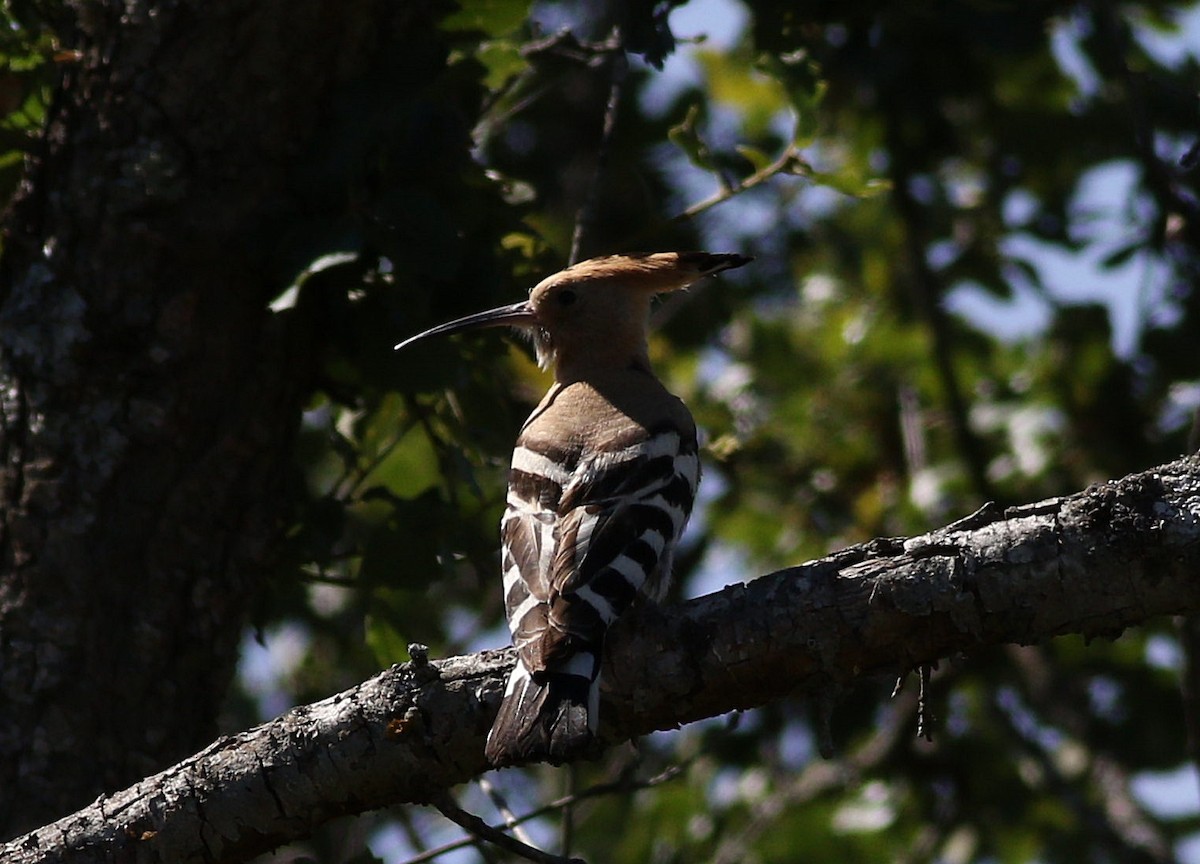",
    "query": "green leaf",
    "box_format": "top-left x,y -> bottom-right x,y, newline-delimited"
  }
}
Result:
698,49 -> 790,139
809,169 -> 886,198
735,144 -> 775,172
440,0 -> 529,36
669,103 -> 718,173
476,39 -> 528,89
364,602 -> 411,666
354,402 -> 441,499
756,48 -> 827,145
